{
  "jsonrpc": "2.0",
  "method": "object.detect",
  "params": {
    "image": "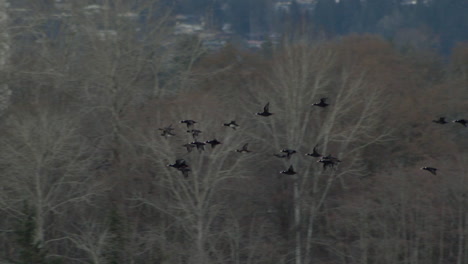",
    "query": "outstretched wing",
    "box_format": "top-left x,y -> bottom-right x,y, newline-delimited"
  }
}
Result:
243,143 -> 249,150
264,102 -> 270,112
320,98 -> 327,103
